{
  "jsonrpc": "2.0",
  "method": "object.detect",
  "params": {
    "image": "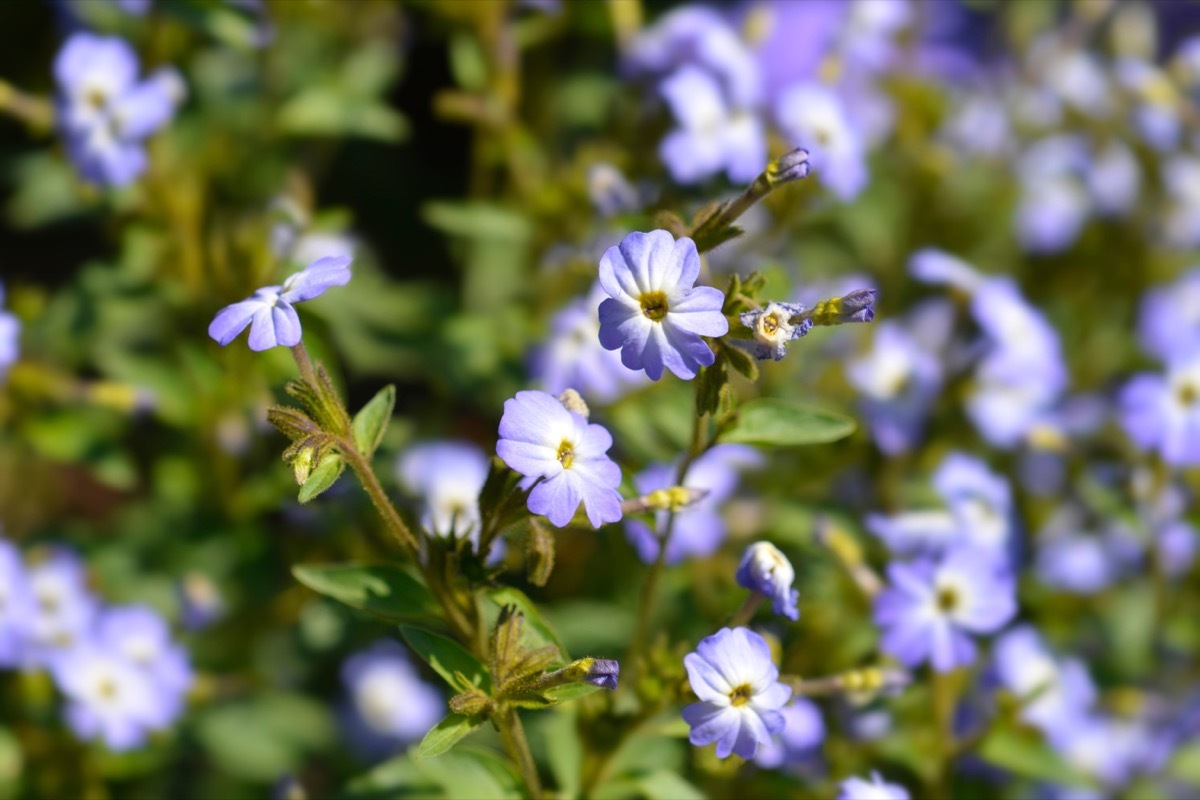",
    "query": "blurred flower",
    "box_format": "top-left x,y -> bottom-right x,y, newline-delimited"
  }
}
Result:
95,606 -> 192,728
681,627 -> 791,760
1137,267 -> 1200,363
179,572 -> 224,631
397,441 -> 489,540
775,83 -> 869,201
625,444 -> 760,565
991,626 -> 1096,744
24,548 -> 98,668
0,282 -> 18,379
1034,523 -> 1138,594
53,643 -> 163,751
0,540 -> 33,667
208,255 -> 352,351
837,771 -> 910,800
597,230 -> 728,381
658,66 -> 765,185
587,164 -> 640,217
735,541 -> 799,620
54,33 -> 184,187
1056,714 -> 1148,791
753,697 -> 825,770
532,283 -> 649,403
1119,355 -> 1200,466
874,547 -> 1016,672
496,390 -> 622,528
115,0 -> 152,14
341,641 -> 444,759
1014,136 -> 1091,254
738,301 -> 810,361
